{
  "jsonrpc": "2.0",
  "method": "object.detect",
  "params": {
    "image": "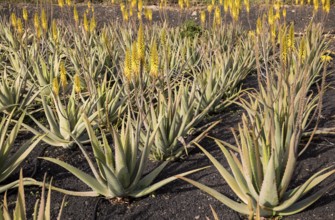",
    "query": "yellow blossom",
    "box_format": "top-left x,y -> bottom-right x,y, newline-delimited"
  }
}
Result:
324,0 -> 330,13
90,16 -> 96,33
200,11 -> 206,26
22,8 -> 28,21
53,77 -> 60,96
74,74 -> 81,93
41,9 -> 48,32
314,0 -> 319,11
150,40 -> 159,78
58,0 -> 64,8
52,20 -> 58,42
17,18 -> 23,35
124,48 -> 132,81
299,37 -> 307,62
73,6 -> 79,24
207,4 -> 213,13
132,42 -> 140,76
321,54 -> 333,62
83,13 -> 89,32
60,62 -> 67,89
10,13 -> 17,28
138,0 -> 143,12
34,13 -> 39,30
283,8 -> 287,18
